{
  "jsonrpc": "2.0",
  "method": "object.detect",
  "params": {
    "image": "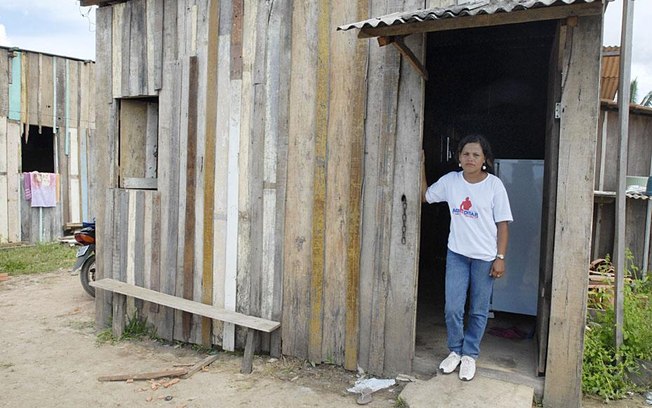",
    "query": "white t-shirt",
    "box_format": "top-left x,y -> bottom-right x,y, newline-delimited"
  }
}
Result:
425,171 -> 513,261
